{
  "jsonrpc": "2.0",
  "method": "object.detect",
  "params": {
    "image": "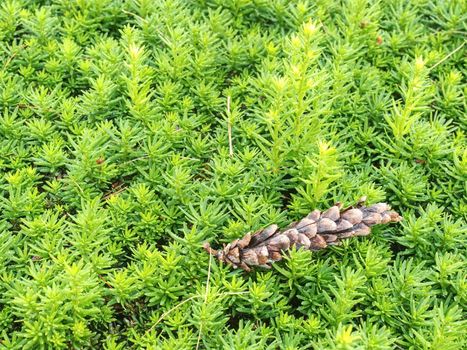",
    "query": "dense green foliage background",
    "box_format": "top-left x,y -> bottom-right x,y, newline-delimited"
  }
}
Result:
0,0 -> 465,349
